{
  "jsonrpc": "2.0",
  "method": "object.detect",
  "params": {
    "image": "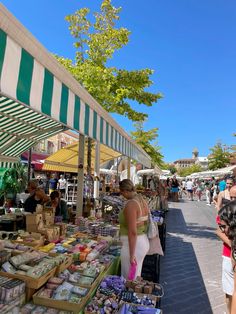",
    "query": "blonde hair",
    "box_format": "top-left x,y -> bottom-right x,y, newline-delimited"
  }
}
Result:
119,179 -> 135,192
